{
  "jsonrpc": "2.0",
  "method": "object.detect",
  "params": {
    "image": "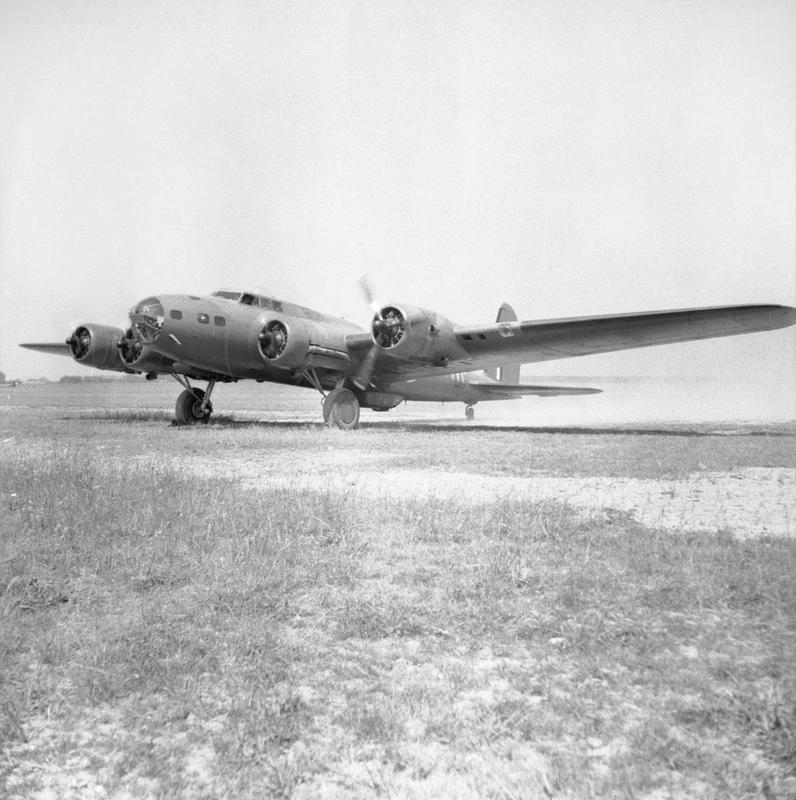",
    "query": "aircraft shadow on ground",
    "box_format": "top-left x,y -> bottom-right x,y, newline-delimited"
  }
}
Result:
72,411 -> 794,437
